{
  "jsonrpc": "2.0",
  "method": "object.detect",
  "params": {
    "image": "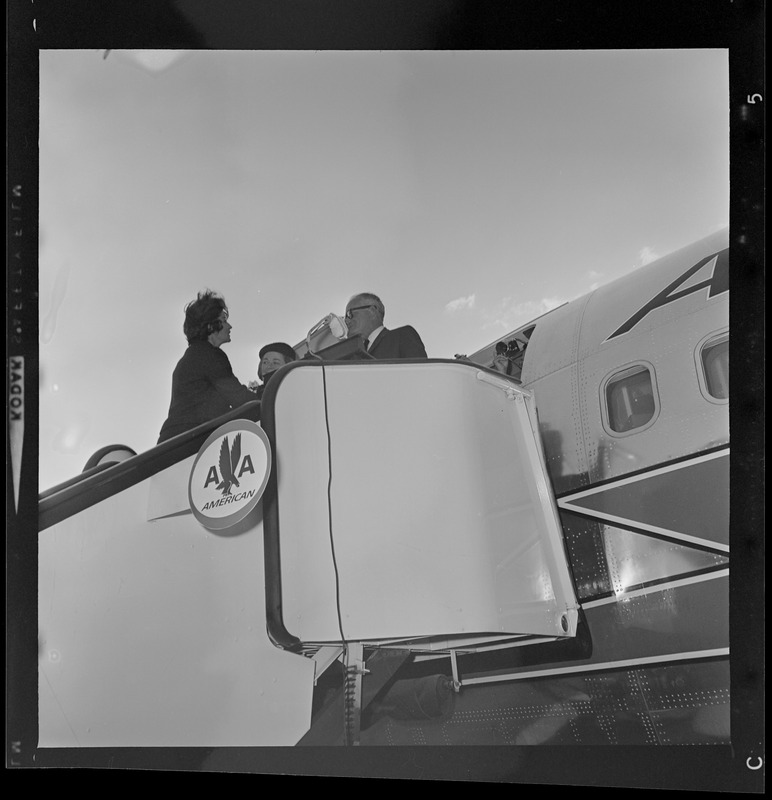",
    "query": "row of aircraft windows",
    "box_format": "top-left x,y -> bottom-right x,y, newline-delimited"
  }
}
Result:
603,331 -> 728,435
